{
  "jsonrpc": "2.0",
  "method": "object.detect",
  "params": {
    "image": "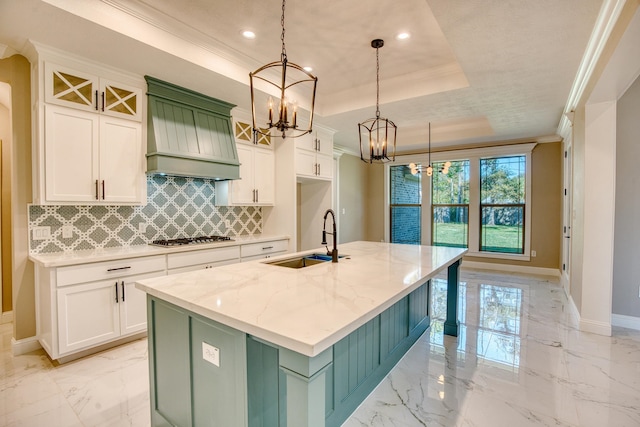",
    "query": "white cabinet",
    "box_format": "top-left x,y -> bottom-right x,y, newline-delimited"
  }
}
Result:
44,104 -> 143,203
36,255 -> 165,361
33,49 -> 146,205
295,129 -> 333,180
167,246 -> 240,274
45,62 -> 142,121
216,113 -> 275,206
240,239 -> 289,262
57,270 -> 159,354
